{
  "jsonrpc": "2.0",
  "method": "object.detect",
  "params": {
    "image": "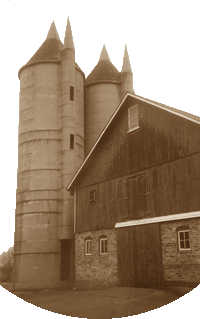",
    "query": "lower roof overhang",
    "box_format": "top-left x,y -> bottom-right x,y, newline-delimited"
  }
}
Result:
115,211 -> 200,228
